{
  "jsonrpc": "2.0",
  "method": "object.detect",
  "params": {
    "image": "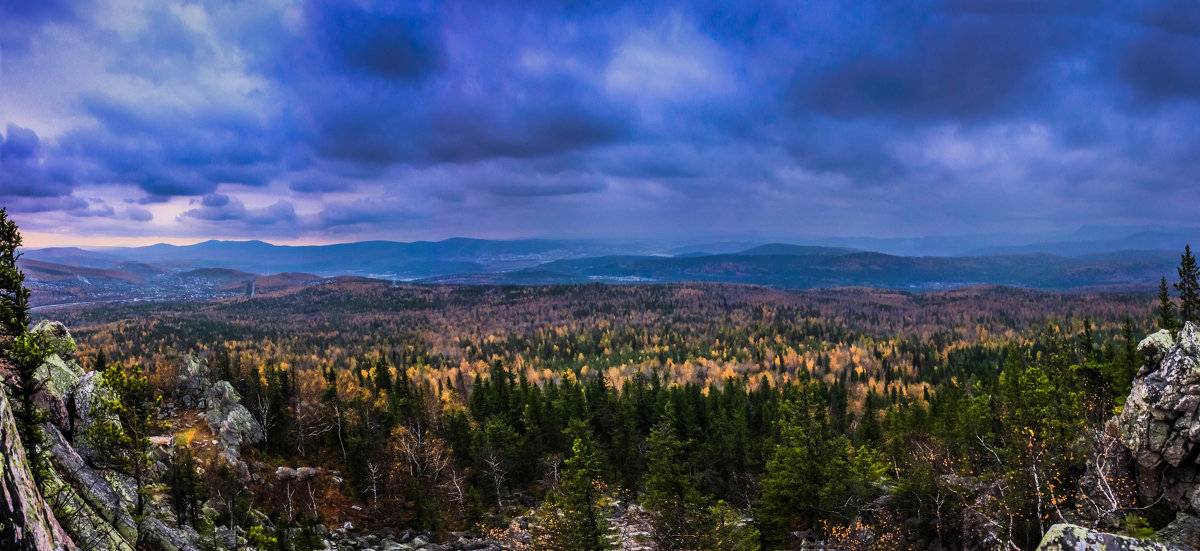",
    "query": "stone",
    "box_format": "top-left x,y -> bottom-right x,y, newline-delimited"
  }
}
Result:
1161,513 -> 1200,547
31,320 -> 77,358
275,467 -> 298,481
1085,326 -> 1200,527
175,355 -> 211,408
201,381 -> 264,471
1182,323 -> 1200,358
1140,330 -> 1177,374
1036,523 -> 1193,550
296,466 -> 318,480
